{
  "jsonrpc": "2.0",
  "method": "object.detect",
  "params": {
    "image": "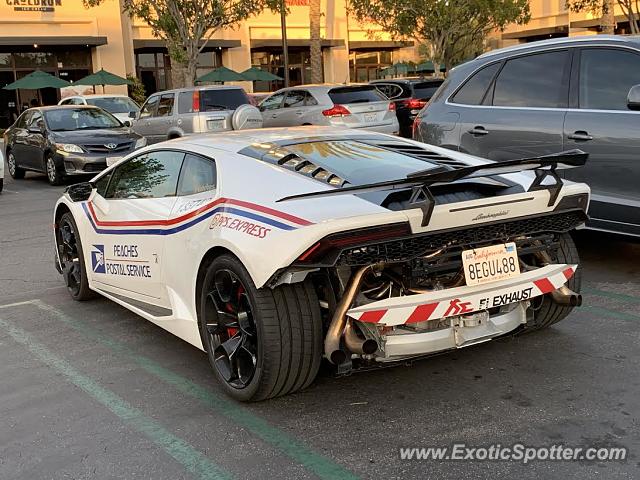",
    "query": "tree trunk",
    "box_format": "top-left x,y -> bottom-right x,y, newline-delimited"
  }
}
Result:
309,0 -> 322,84
601,0 -> 616,34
